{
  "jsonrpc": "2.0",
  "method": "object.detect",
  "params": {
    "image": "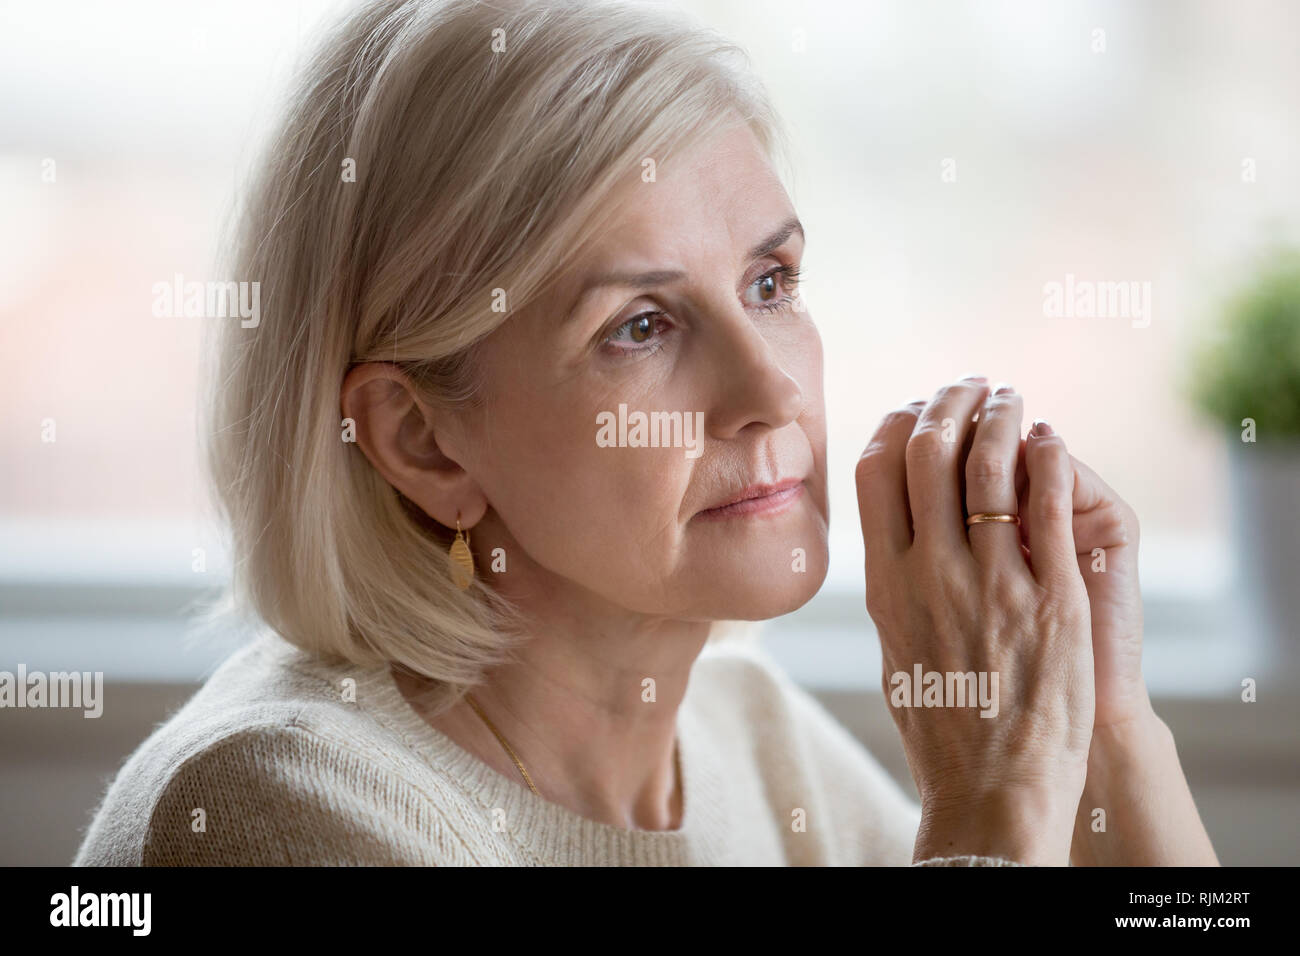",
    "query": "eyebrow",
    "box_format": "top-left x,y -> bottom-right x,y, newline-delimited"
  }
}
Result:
566,216 -> 805,322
